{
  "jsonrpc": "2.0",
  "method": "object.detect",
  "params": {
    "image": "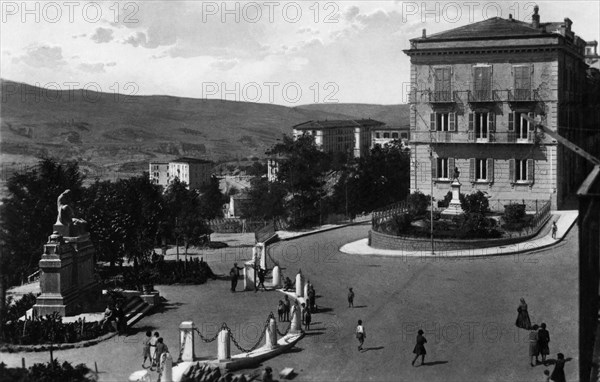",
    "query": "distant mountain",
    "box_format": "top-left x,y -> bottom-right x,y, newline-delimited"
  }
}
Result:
0,79 -> 354,179
294,103 -> 410,128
